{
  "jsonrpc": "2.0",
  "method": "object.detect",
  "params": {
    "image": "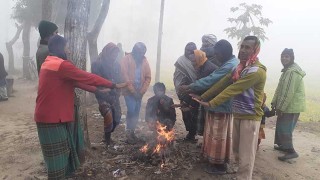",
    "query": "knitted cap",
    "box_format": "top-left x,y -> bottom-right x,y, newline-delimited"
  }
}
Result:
38,20 -> 58,39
